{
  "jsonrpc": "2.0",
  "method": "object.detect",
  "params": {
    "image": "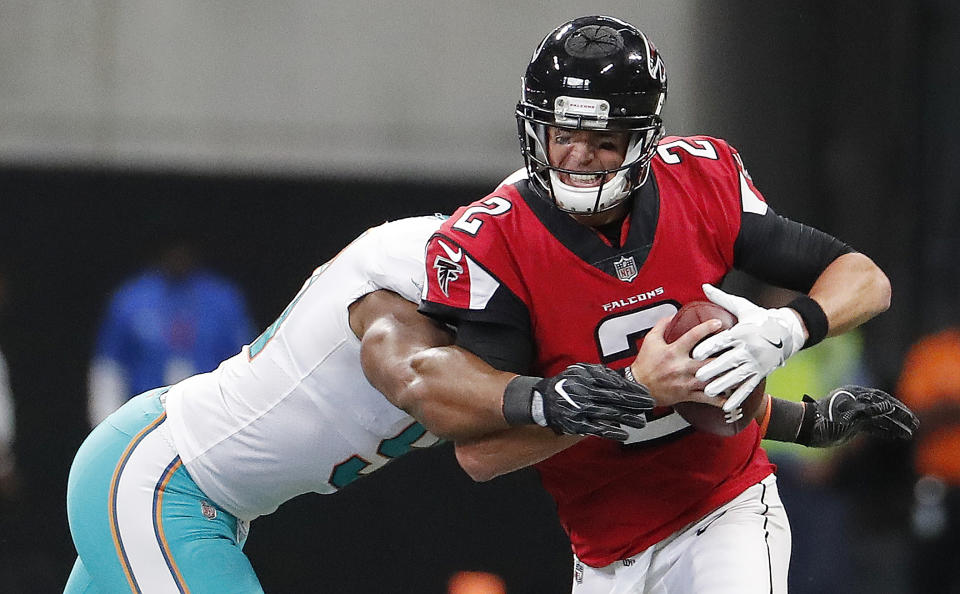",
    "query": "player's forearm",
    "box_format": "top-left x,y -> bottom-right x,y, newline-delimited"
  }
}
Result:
356,292 -> 516,441
758,395 -> 803,442
362,334 -> 514,442
455,426 -> 582,482
360,292 -> 653,444
397,346 -> 517,441
806,252 -> 891,337
760,385 -> 918,447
